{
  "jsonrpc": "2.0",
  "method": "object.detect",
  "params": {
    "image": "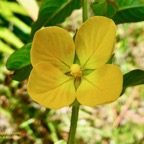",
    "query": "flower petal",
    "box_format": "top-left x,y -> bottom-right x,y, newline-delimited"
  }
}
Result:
75,16 -> 116,69
76,64 -> 123,106
27,62 -> 75,109
32,27 -> 75,72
